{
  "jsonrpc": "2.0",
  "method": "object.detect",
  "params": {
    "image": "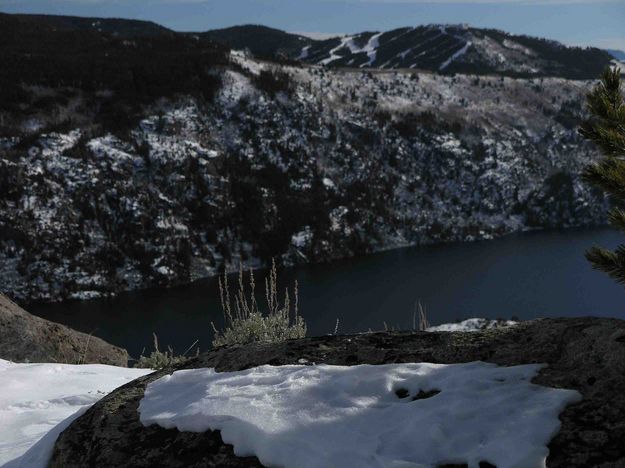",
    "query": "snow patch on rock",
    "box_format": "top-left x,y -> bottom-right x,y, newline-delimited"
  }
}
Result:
427,318 -> 518,332
140,362 -> 580,468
